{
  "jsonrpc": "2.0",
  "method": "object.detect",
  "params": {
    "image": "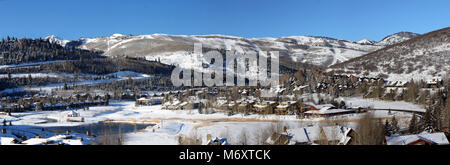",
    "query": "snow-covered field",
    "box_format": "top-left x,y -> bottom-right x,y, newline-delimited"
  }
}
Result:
339,97 -> 426,112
